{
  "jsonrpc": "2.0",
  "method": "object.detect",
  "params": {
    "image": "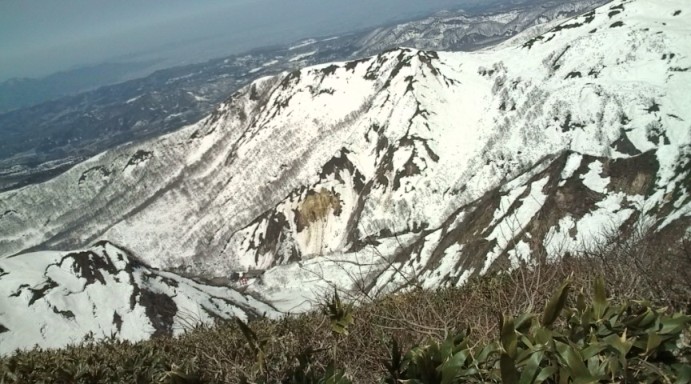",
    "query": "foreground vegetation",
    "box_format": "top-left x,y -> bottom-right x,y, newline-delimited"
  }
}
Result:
1,234 -> 689,383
